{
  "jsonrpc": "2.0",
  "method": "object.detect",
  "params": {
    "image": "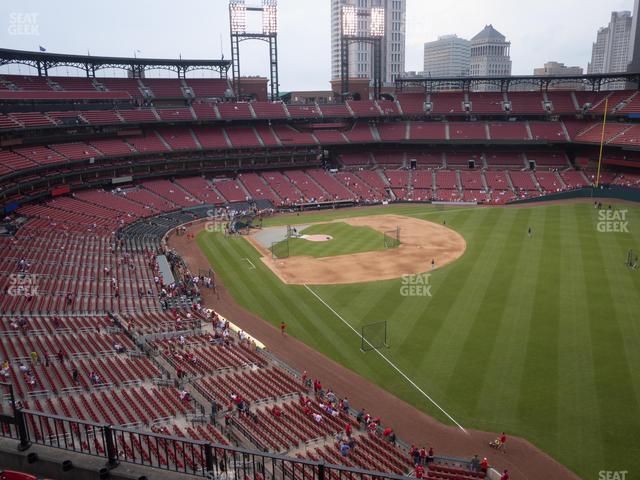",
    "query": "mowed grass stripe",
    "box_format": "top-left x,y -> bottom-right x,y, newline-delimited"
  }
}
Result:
445,208 -> 535,423
577,209 -> 640,476
555,205 -> 605,476
472,207 -> 544,431
514,206 -> 560,454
